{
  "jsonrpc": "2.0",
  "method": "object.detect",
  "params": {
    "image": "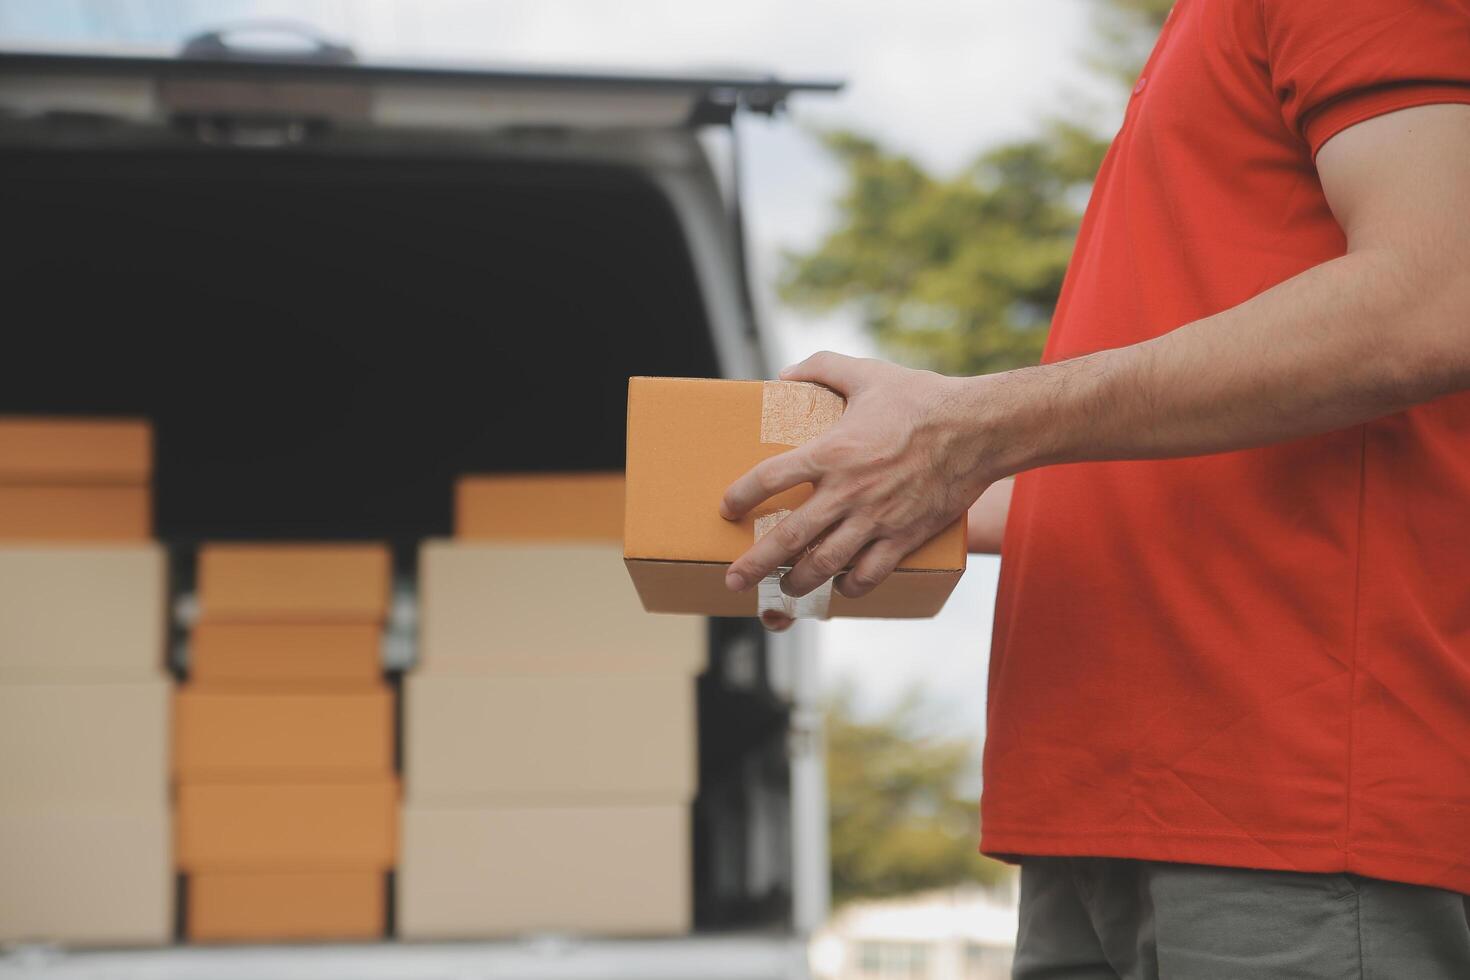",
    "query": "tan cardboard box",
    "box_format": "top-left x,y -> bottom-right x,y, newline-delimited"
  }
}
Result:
0,806 -> 172,946
624,377 -> 966,618
189,622 -> 383,685
187,870 -> 385,942
398,803 -> 690,939
0,681 -> 169,806
456,473 -> 624,542
0,485 -> 151,542
404,672 -> 695,803
419,541 -> 705,675
197,543 -> 392,622
174,684 -> 395,781
0,545 -> 165,682
0,416 -> 152,485
176,779 -> 399,872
